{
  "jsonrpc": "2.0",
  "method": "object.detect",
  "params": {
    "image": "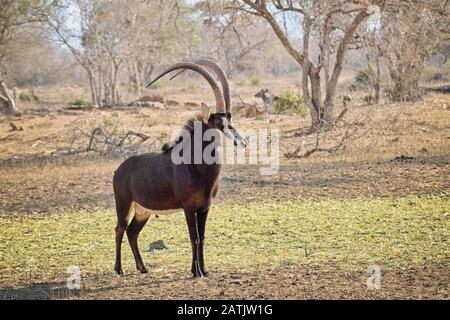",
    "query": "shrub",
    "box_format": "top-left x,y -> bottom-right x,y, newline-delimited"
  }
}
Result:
421,66 -> 450,83
150,79 -> 164,90
237,79 -> 247,86
102,117 -> 117,130
186,80 -> 195,90
68,96 -> 91,106
355,69 -> 372,86
89,116 -> 119,133
250,74 -> 262,86
274,90 -> 308,116
19,92 -> 33,102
